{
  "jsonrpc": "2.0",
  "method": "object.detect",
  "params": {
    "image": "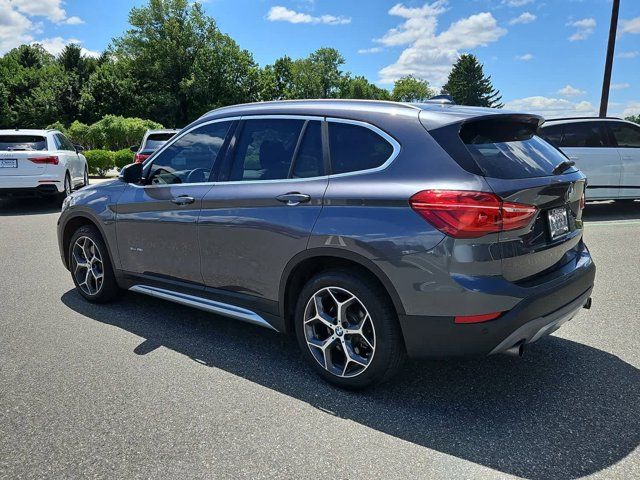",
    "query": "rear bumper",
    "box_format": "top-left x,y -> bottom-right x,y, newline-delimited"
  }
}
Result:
398,254 -> 596,358
0,174 -> 64,195
0,184 -> 61,197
